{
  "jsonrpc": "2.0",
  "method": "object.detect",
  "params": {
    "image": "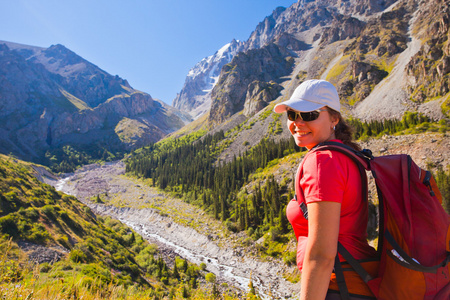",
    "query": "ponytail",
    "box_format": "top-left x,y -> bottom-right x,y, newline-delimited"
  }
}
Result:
327,108 -> 361,151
